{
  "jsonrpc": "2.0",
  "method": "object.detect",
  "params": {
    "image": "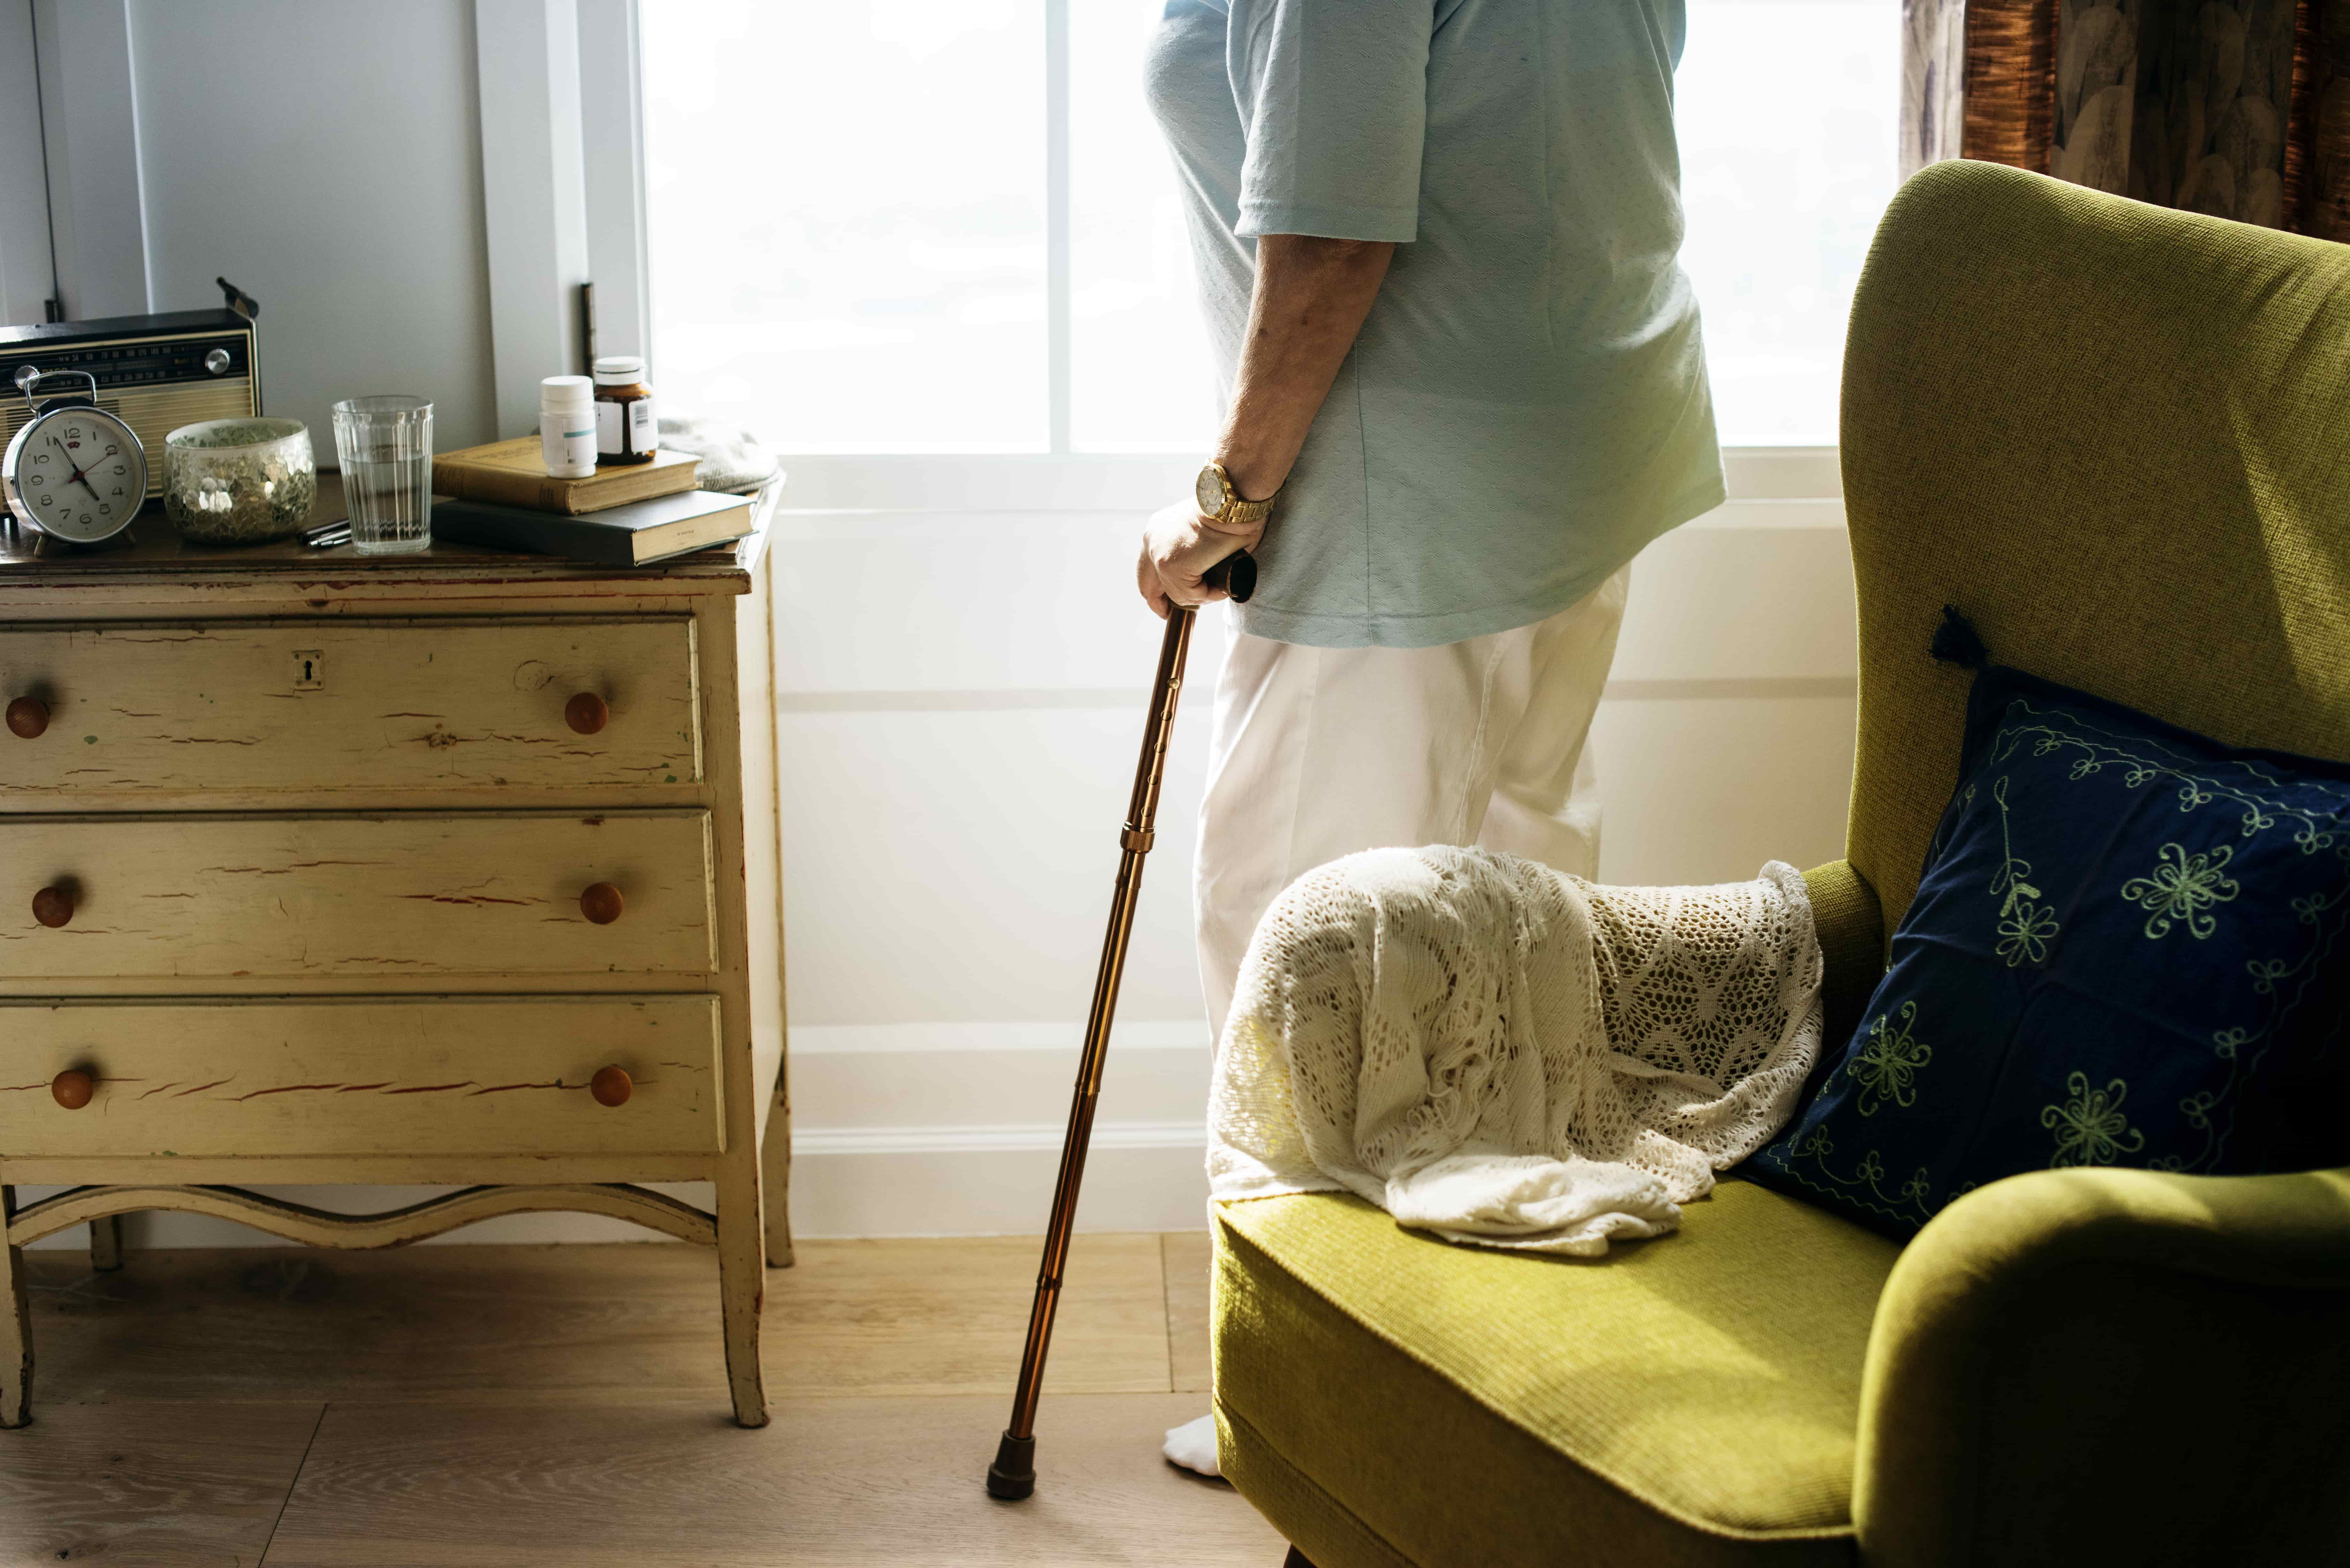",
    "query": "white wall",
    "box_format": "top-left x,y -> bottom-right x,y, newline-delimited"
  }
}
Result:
0,2 -> 57,324
125,0 -> 500,450
767,456 -> 1859,1239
